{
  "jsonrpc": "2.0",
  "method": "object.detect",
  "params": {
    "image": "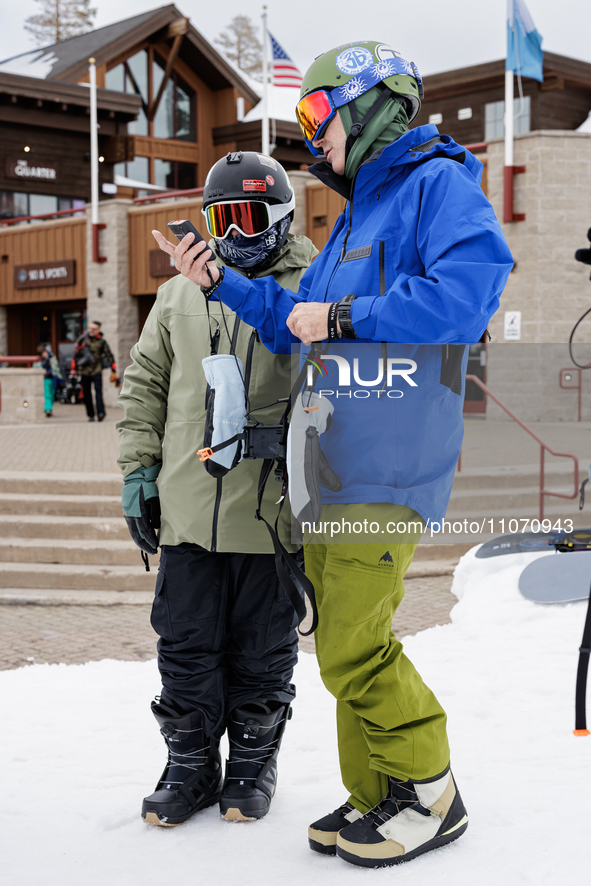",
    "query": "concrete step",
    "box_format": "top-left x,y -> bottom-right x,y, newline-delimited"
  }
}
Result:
406,559 -> 457,577
0,514 -> 129,540
0,537 -> 149,567
0,471 -> 122,496
0,562 -> 156,592
0,587 -> 154,605
414,542 -> 474,561
447,484 -> 578,513
450,461 -> 579,491
0,492 -> 122,517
